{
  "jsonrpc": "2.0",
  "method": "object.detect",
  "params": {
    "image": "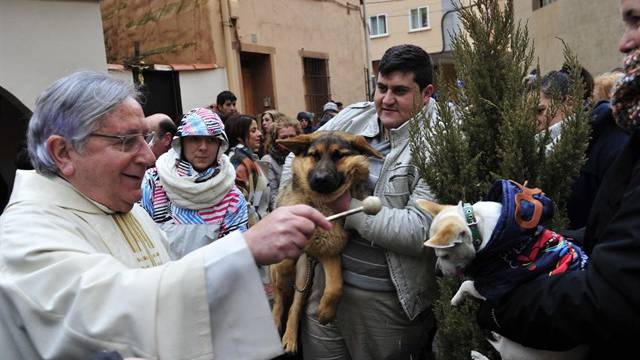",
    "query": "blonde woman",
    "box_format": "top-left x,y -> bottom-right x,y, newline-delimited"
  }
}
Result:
261,116 -> 302,210
259,110 -> 285,157
592,71 -> 624,103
